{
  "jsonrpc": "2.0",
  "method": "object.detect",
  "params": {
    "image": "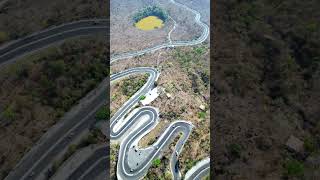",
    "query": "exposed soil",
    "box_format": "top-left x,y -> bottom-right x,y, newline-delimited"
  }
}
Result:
111,0 -> 207,54
110,74 -> 148,116
110,45 -> 210,178
110,0 -> 210,178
